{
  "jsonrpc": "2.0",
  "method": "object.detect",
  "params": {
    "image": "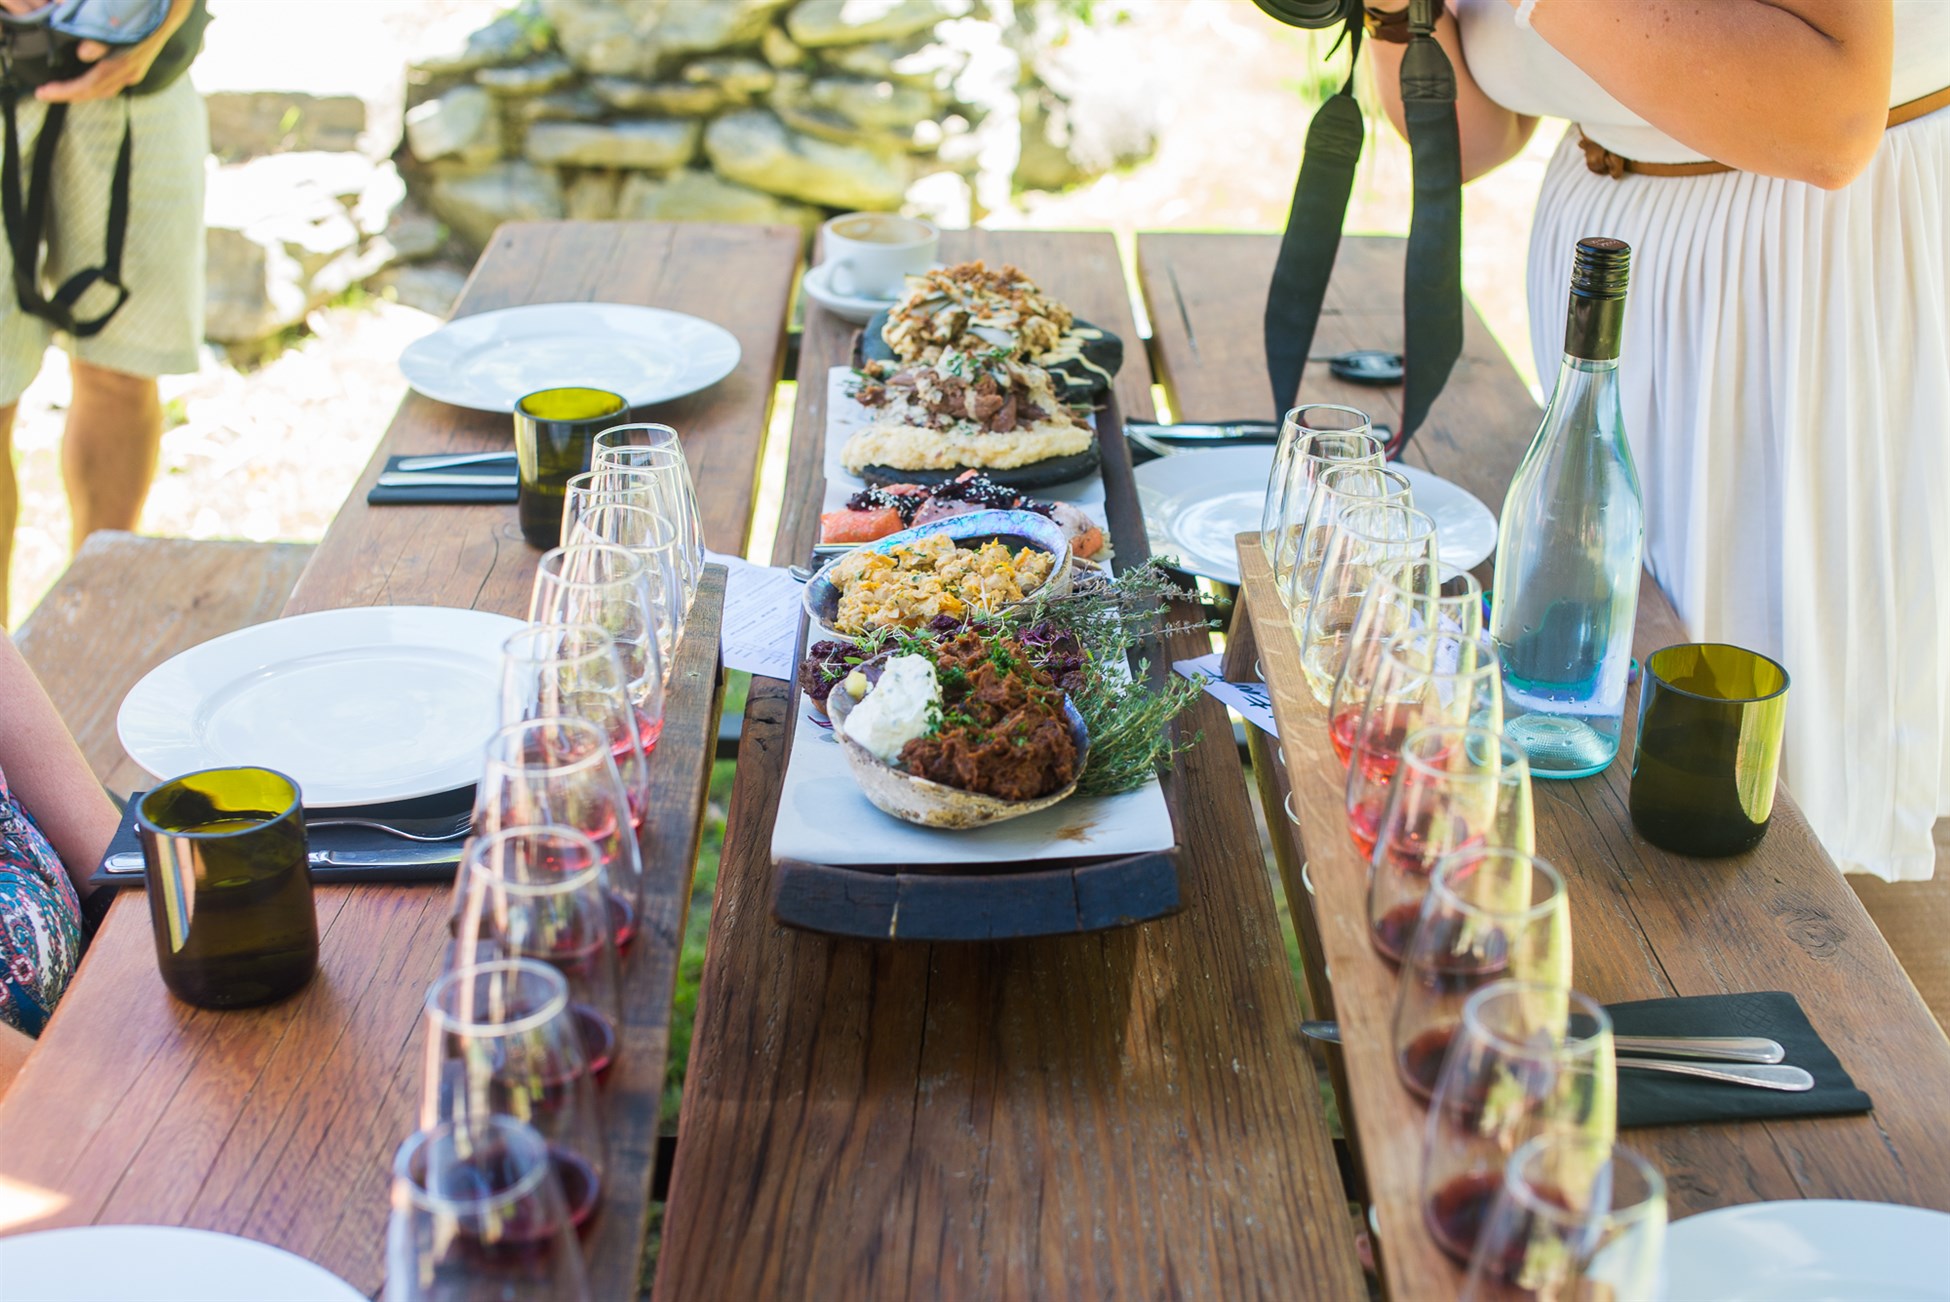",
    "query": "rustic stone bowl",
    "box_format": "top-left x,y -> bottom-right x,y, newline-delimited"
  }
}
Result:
800,508 -> 1073,645
826,680 -> 1090,830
